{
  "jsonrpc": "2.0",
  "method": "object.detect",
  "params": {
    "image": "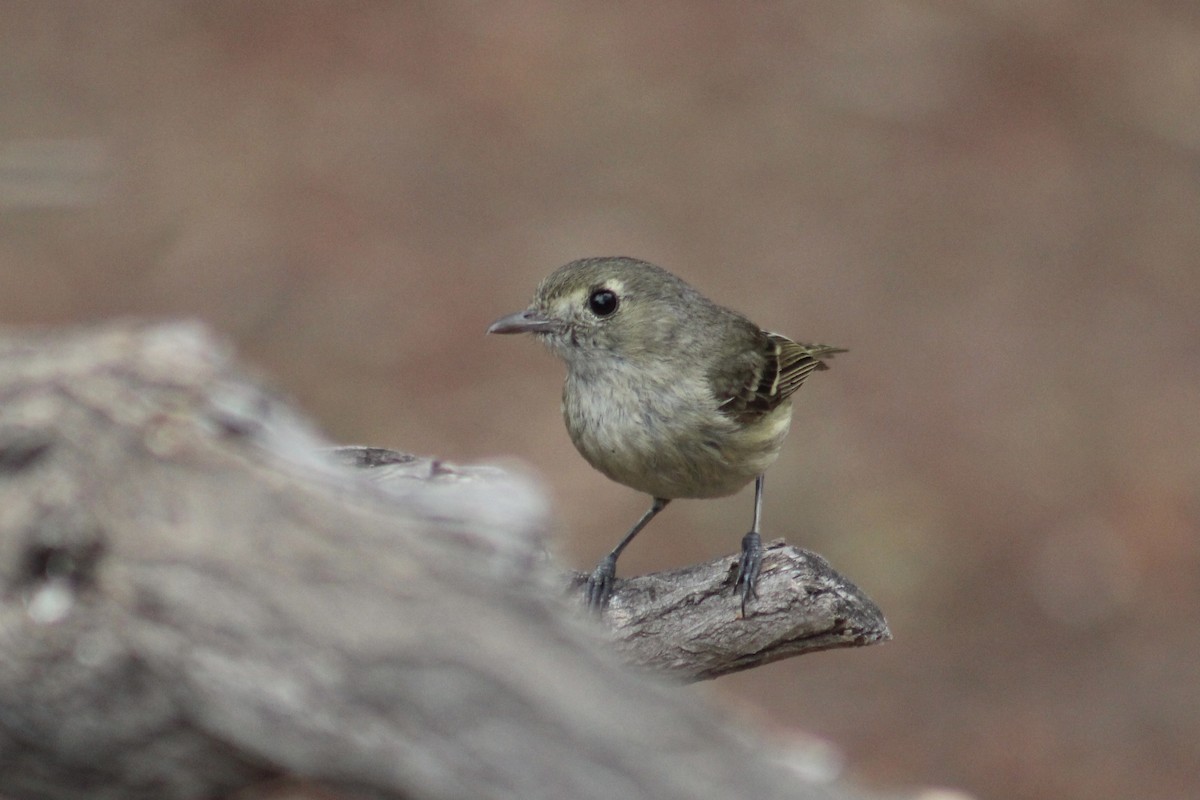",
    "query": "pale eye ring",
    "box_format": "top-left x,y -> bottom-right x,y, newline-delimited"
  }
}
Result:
588,288 -> 619,317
